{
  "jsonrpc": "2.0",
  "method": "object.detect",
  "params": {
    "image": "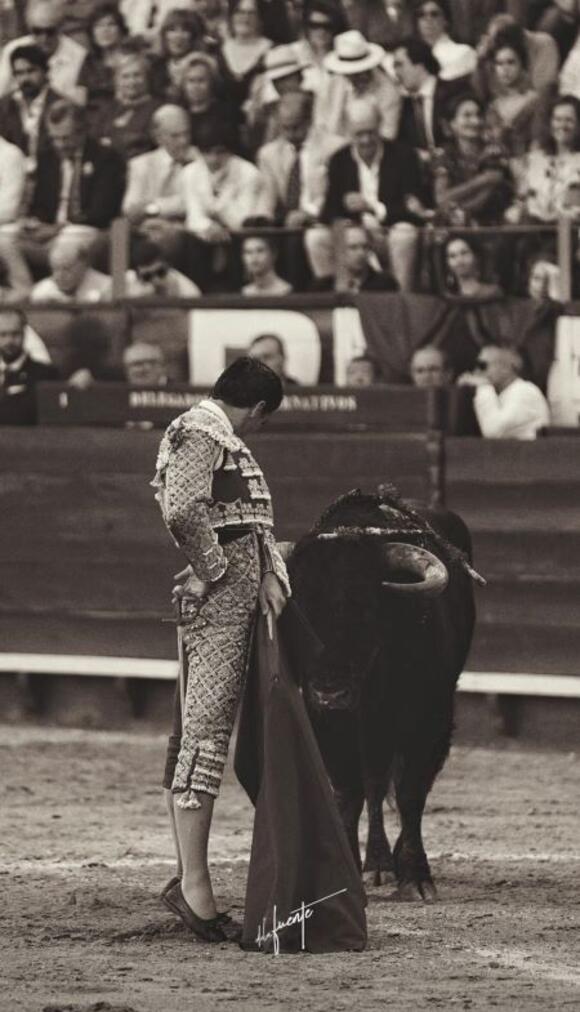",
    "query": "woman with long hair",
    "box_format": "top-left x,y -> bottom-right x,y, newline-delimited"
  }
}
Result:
77,3 -> 130,117
484,37 -> 539,157
149,9 -> 214,102
507,95 -> 580,224
217,0 -> 272,113
179,52 -> 243,151
442,234 -> 503,297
